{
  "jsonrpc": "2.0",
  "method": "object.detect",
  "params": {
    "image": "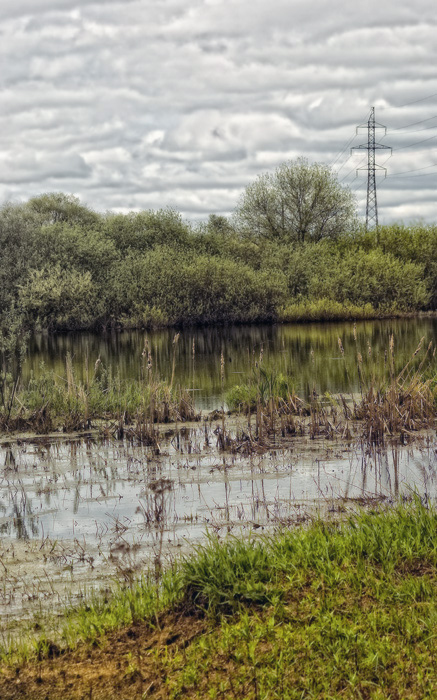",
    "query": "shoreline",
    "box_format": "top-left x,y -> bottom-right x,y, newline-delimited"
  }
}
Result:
2,501 -> 437,698
25,308 -> 437,335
